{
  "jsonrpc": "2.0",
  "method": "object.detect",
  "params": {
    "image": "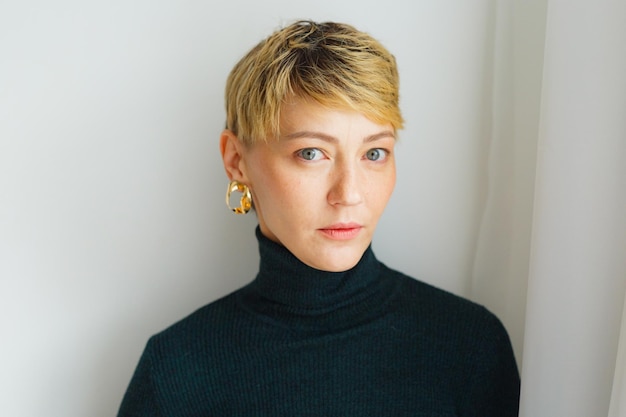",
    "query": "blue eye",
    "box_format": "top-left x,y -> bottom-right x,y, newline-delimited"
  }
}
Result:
366,148 -> 387,161
297,148 -> 323,161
